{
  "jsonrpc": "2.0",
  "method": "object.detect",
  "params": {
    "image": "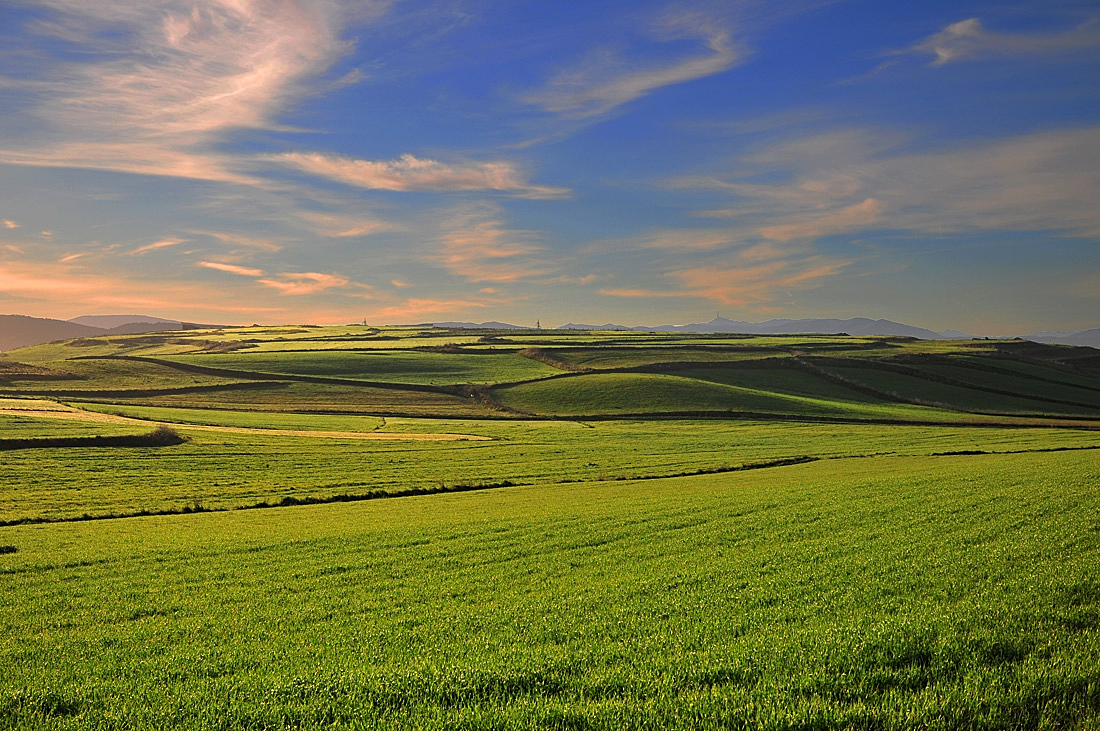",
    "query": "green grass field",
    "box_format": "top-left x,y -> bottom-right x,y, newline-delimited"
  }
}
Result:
1,451 -> 1098,729
1,326 -> 1099,728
